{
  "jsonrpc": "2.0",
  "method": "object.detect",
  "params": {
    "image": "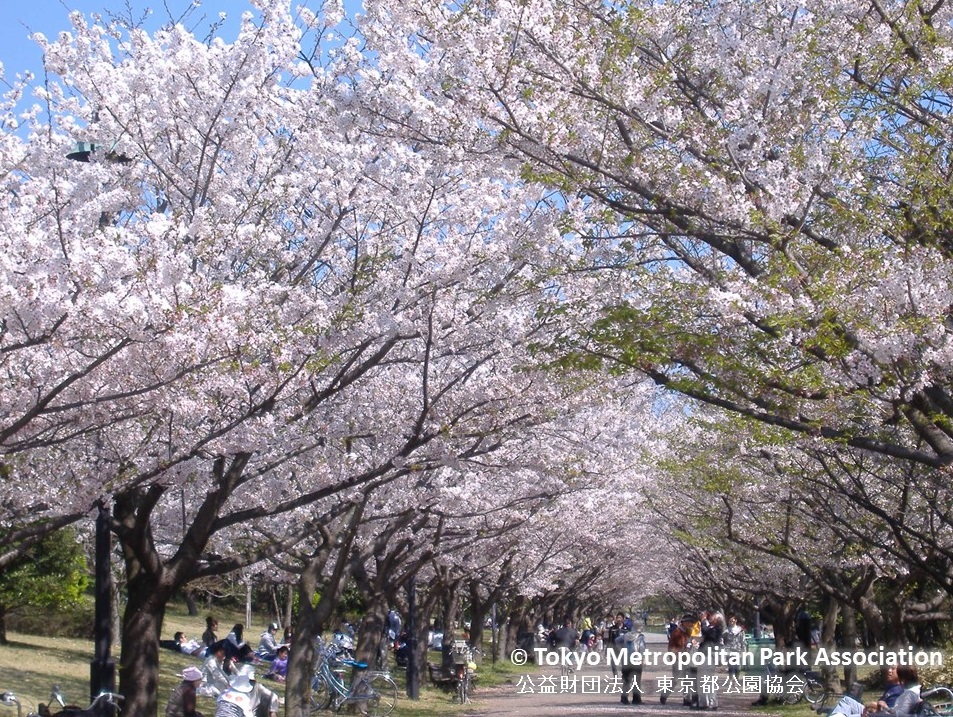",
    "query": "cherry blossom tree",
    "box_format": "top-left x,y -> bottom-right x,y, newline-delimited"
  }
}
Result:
363,0 -> 953,473
1,4 -> 678,716
645,407 -> 953,649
